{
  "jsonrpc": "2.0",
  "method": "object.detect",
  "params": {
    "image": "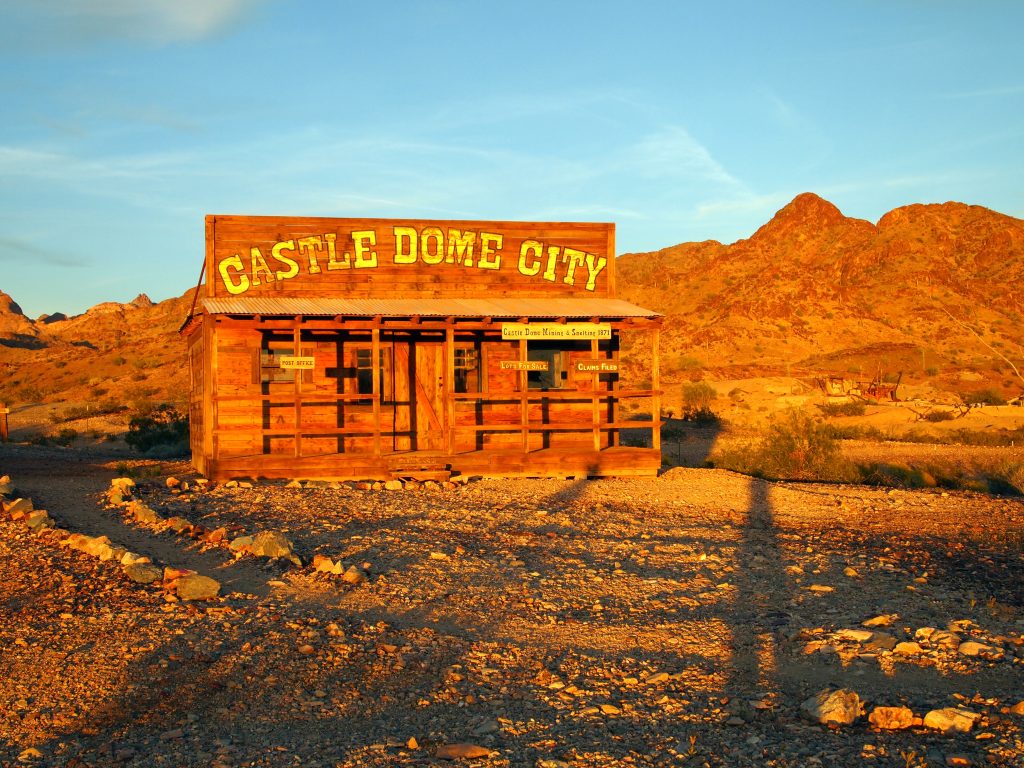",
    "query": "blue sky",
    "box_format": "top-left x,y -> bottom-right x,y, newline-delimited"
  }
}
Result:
1,0 -> 1021,317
